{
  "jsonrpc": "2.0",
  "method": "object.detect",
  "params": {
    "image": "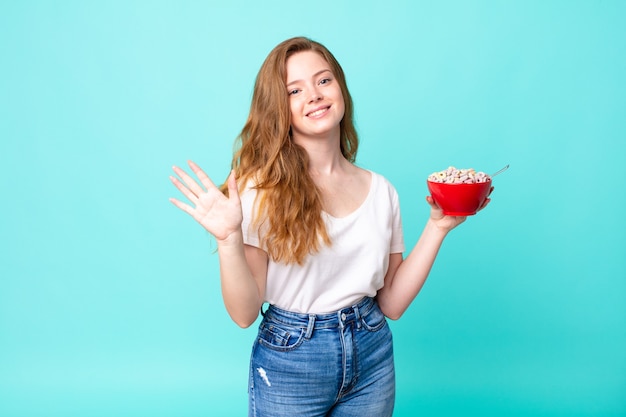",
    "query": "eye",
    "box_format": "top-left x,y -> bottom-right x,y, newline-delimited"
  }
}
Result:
319,78 -> 332,85
288,88 -> 300,96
